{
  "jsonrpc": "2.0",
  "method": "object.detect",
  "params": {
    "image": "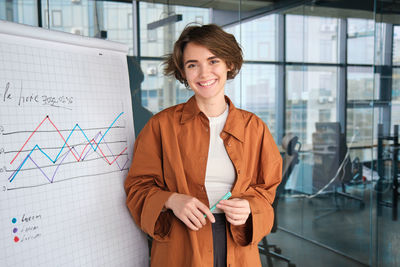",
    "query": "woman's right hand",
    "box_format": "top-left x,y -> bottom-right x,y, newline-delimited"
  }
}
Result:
164,193 -> 215,231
